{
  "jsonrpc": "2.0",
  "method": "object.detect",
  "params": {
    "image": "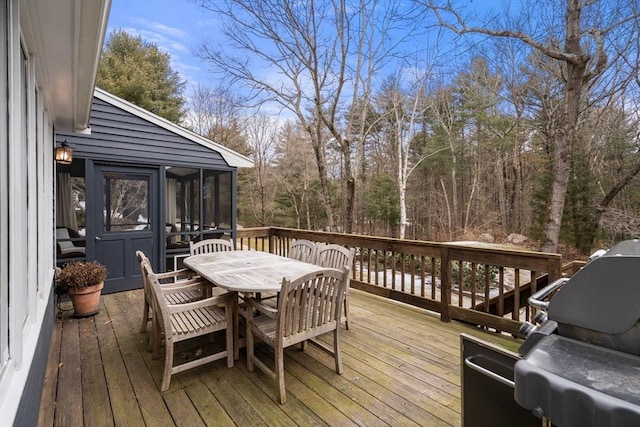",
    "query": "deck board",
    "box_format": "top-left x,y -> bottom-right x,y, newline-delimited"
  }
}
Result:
55,318 -> 83,427
39,289 -> 520,427
79,315 -> 113,427
38,310 -> 62,427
